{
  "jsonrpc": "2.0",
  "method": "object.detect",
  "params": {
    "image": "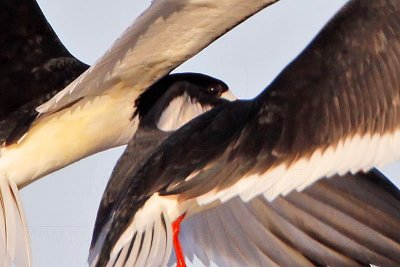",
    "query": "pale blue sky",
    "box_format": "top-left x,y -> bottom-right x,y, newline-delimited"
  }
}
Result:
19,1 -> 400,266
